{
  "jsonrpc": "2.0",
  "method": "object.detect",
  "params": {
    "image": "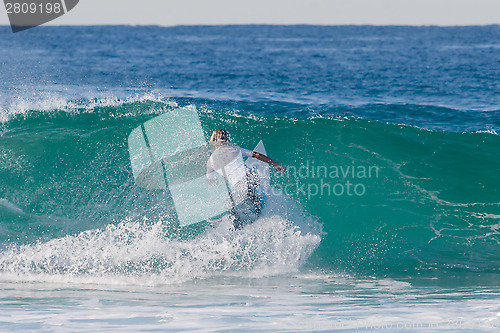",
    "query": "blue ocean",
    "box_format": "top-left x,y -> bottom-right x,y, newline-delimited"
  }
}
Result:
0,25 -> 499,331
